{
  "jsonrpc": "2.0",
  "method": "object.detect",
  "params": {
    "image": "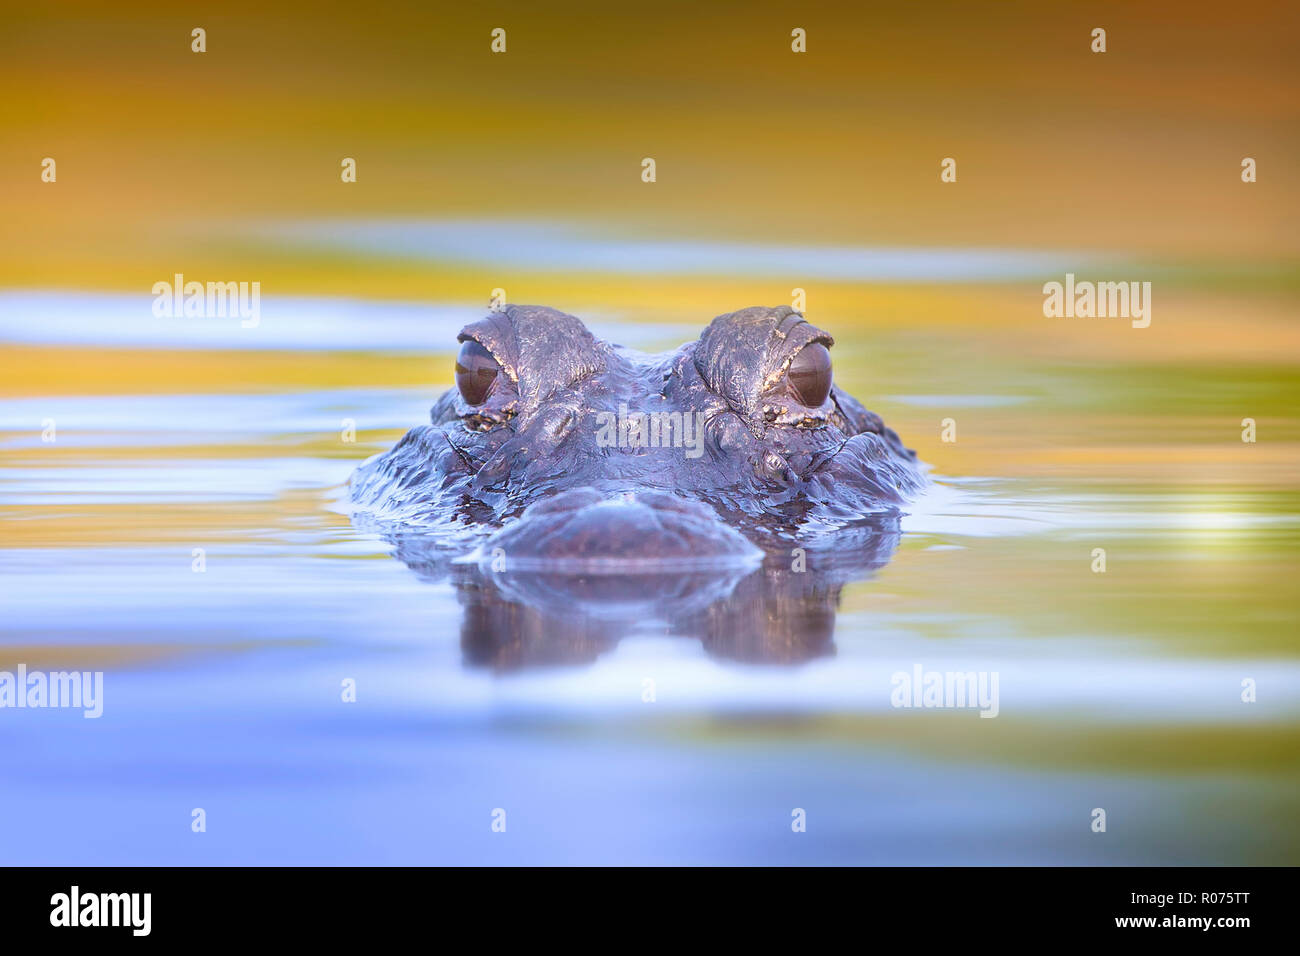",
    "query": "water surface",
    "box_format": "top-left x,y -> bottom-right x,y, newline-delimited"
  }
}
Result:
2,291 -> 1297,865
